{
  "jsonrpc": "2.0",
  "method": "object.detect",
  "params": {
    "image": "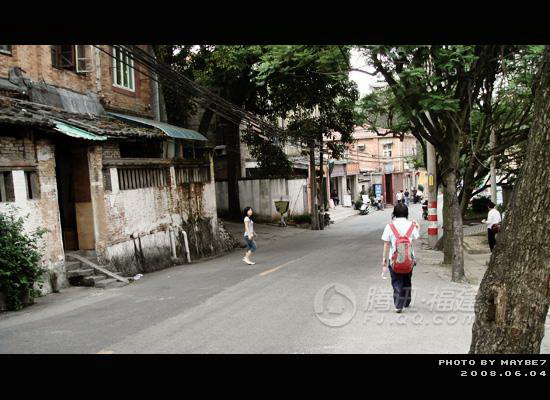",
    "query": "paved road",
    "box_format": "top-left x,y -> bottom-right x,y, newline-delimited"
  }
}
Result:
1,204 -> 548,354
